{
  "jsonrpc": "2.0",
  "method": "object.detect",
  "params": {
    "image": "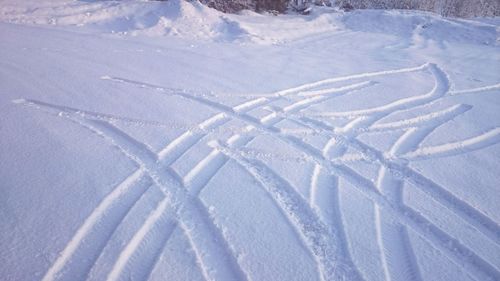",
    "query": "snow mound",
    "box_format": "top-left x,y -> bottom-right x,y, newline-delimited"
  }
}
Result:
1,1 -> 497,46
0,0 -> 344,43
0,0 -> 249,41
